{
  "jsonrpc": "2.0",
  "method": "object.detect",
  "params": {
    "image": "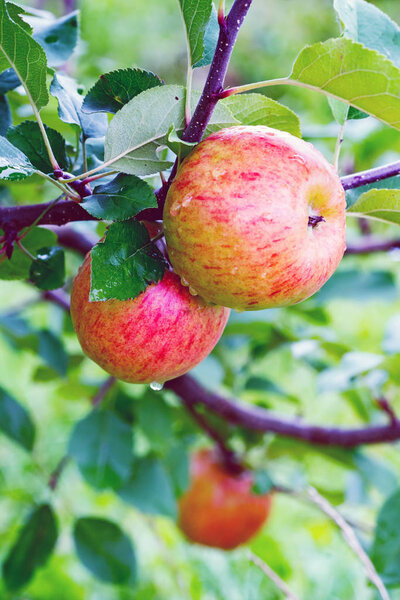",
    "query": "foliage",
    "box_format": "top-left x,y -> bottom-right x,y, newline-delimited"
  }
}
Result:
2,0 -> 400,598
